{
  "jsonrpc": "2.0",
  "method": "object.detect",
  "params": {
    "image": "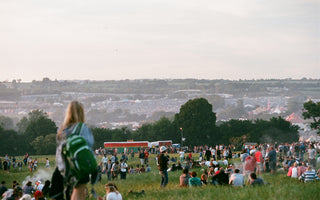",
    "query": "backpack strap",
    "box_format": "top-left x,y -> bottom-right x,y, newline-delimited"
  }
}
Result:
72,123 -> 83,135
